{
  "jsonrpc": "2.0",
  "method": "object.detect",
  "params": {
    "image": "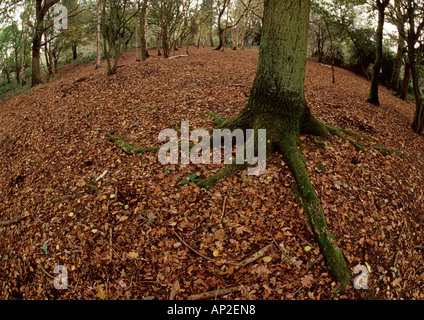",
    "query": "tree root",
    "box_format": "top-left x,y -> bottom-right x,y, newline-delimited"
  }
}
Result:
279,133 -> 350,293
195,112 -> 351,293
0,213 -> 30,226
0,134 -> 9,150
187,286 -> 242,300
195,162 -> 249,190
373,144 -> 402,156
106,130 -> 158,154
326,125 -> 366,152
